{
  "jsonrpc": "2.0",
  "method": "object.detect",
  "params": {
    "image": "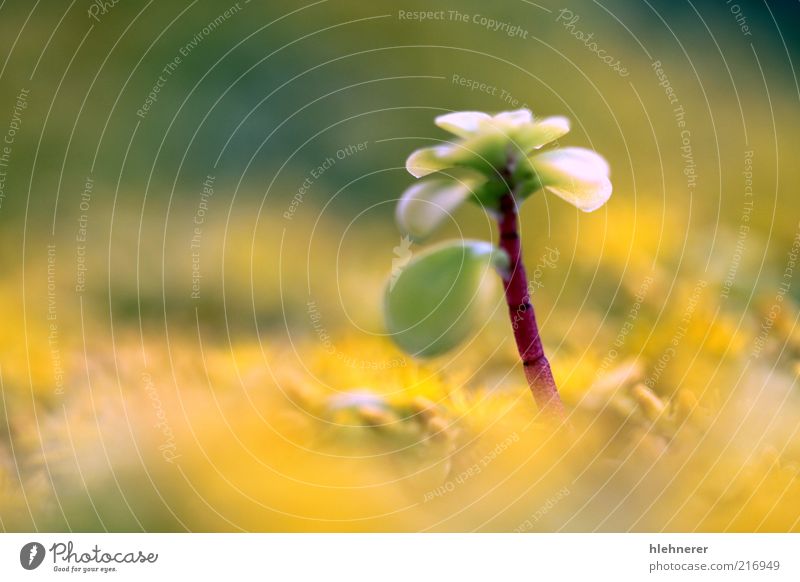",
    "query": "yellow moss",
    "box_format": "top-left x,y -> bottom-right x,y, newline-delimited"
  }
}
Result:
1,329 -> 794,533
